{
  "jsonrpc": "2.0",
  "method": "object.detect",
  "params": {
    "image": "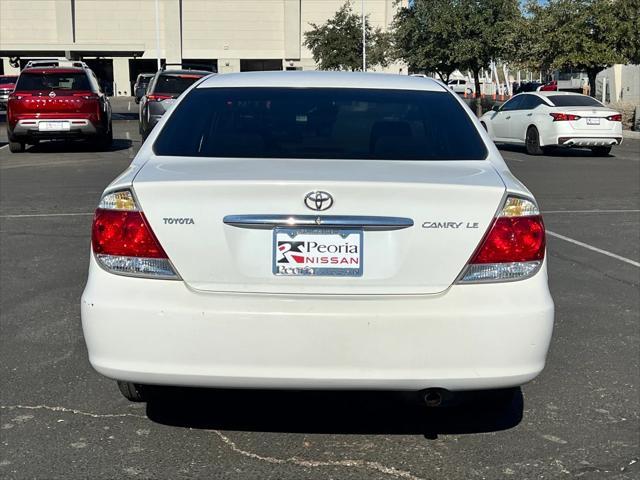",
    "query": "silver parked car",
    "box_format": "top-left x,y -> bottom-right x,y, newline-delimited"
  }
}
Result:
138,69 -> 210,141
